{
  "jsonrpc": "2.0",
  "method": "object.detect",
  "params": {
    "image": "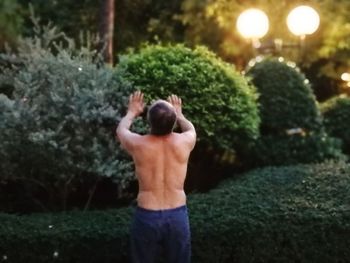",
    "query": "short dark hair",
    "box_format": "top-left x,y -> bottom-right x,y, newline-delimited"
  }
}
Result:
148,101 -> 176,136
